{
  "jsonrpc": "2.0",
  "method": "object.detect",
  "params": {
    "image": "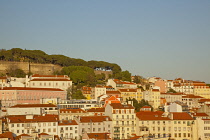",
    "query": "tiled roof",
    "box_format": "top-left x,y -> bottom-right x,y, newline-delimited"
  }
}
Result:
141,106 -> 151,108
82,86 -> 91,91
0,132 -> 14,140
58,120 -> 78,125
30,79 -> 71,81
152,89 -> 159,92
11,104 -> 57,108
60,108 -> 86,113
113,79 -> 123,84
7,114 -> 59,123
129,135 -> 142,139
199,99 -> 210,103
182,94 -> 203,99
0,87 -> 64,91
87,108 -> 105,112
79,116 -> 112,123
121,81 -> 136,85
39,133 -> 50,136
192,113 -> 209,117
136,111 -> 170,120
161,92 -> 184,95
87,133 -> 111,140
110,103 -> 134,109
171,112 -> 193,120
